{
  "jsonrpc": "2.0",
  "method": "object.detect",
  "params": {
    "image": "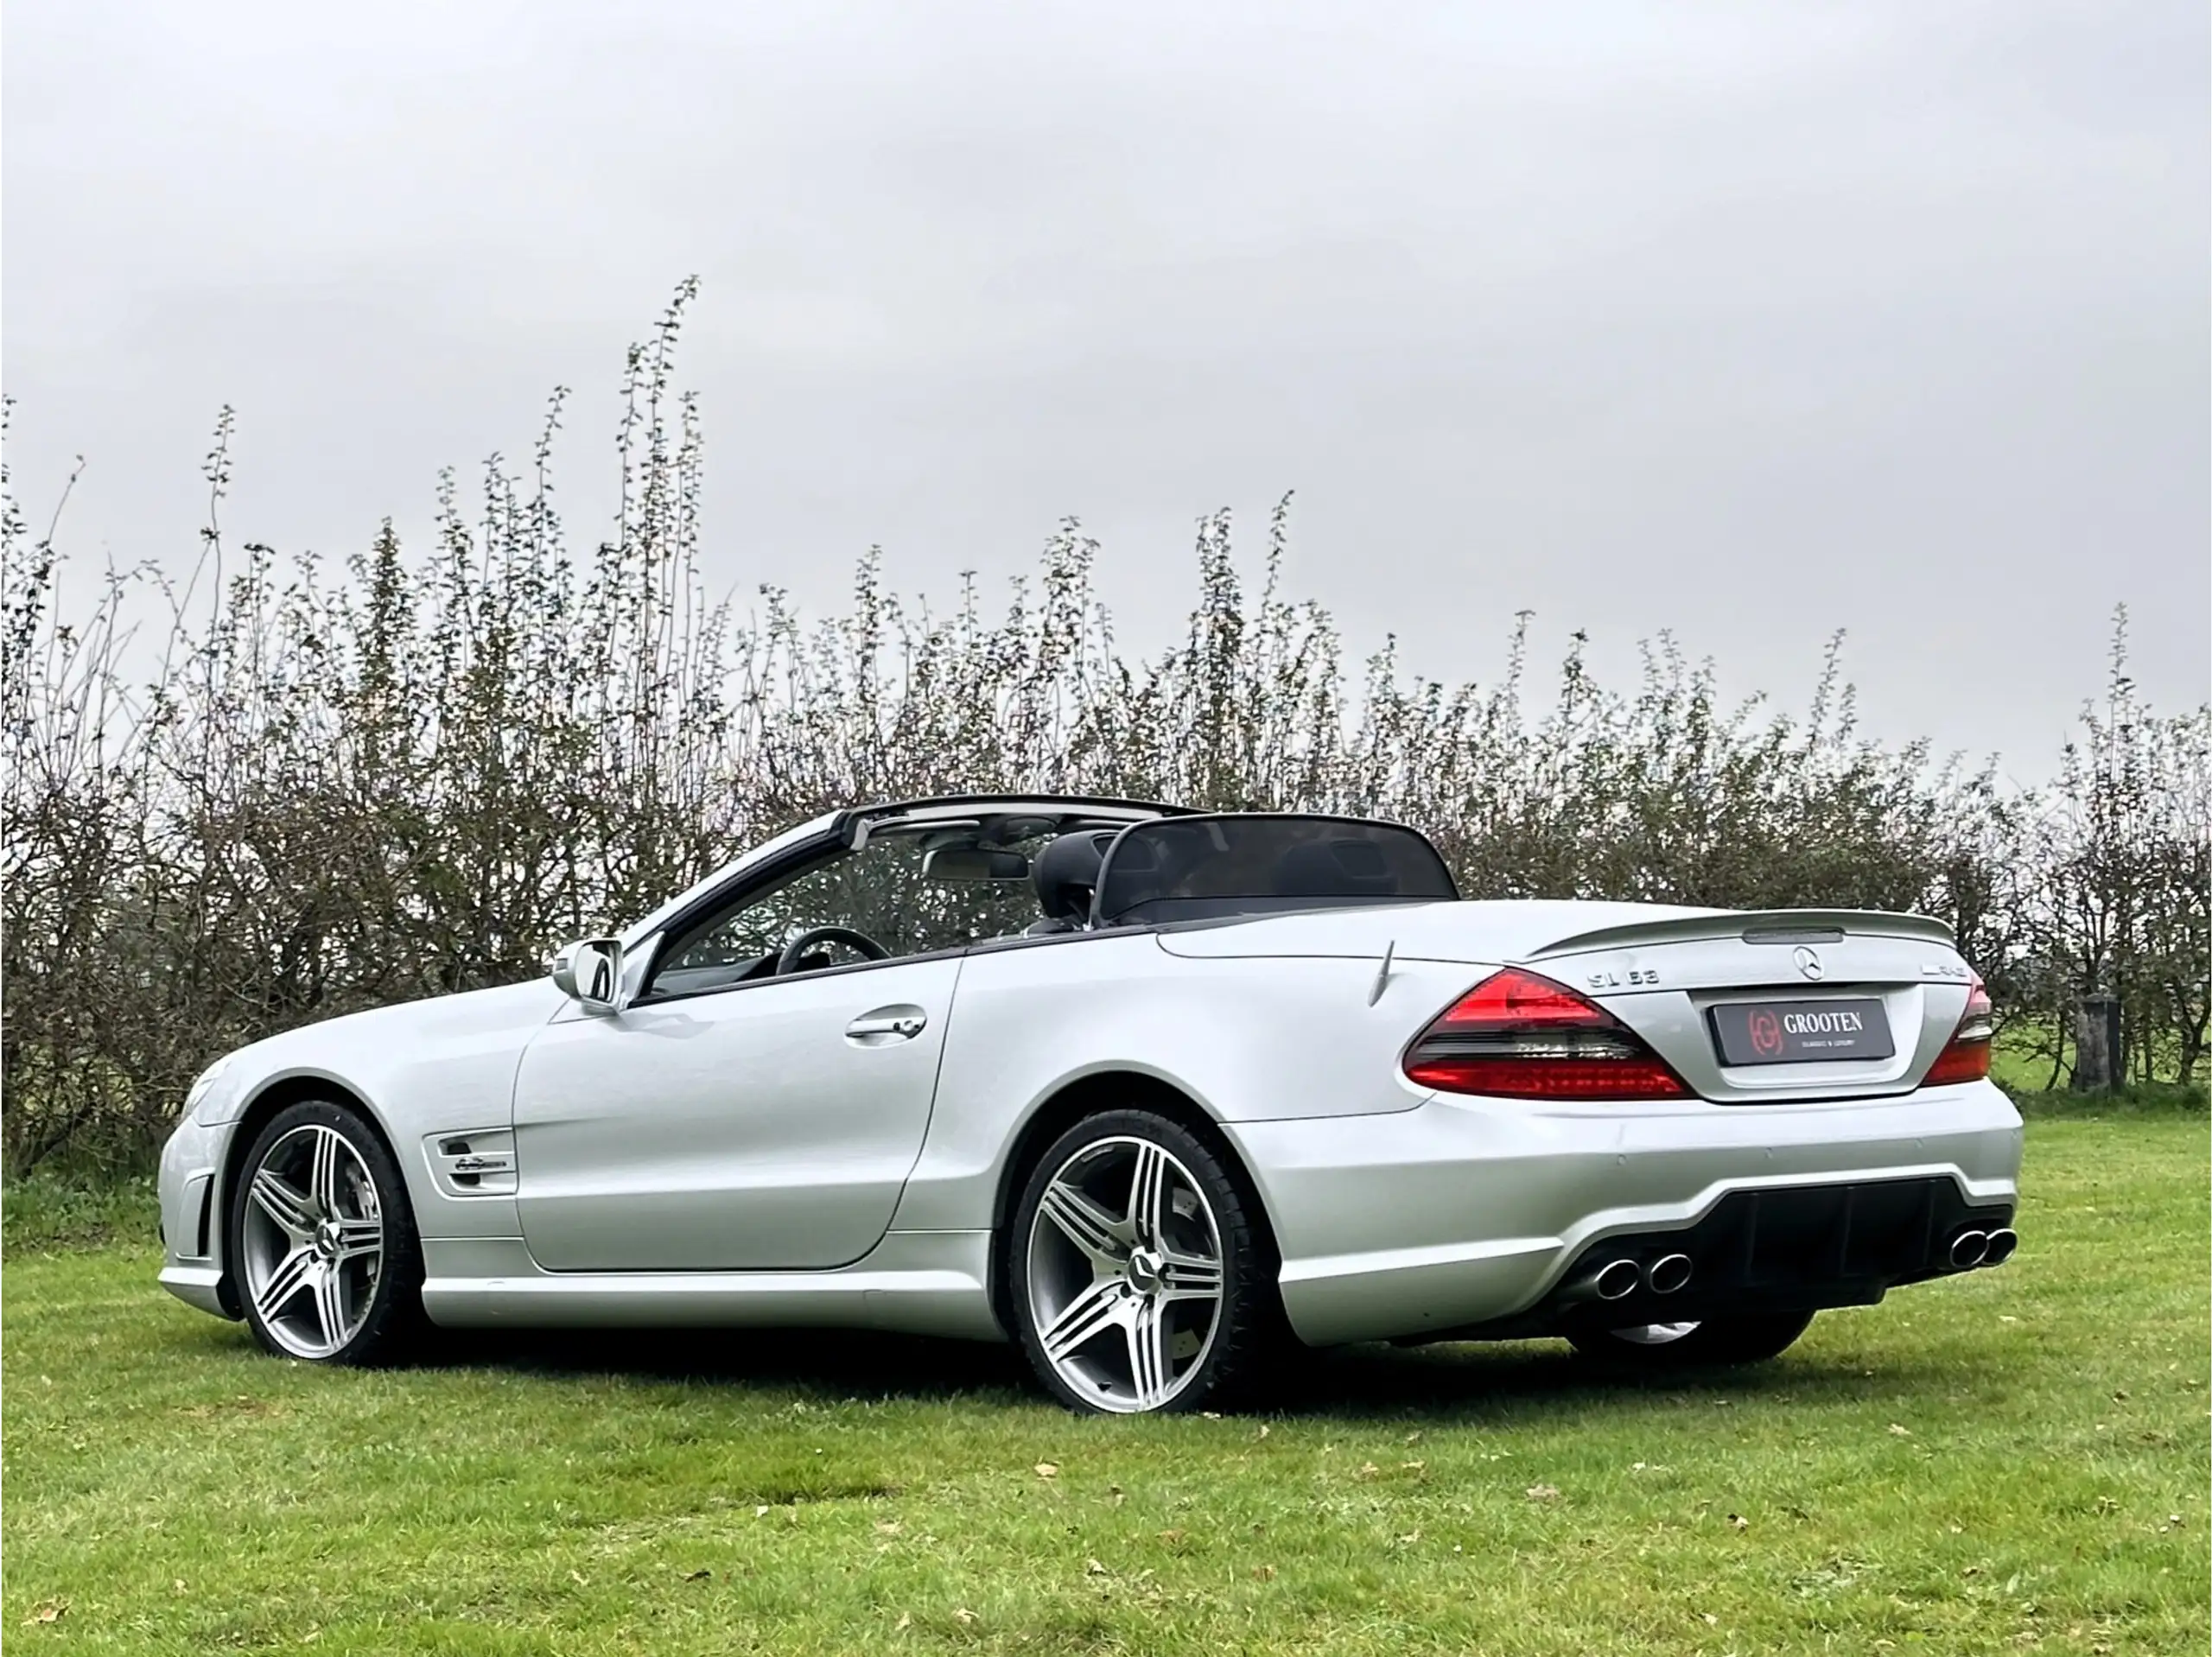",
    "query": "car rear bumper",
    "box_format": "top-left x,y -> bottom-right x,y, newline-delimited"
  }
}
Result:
1223,1079 -> 2024,1347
